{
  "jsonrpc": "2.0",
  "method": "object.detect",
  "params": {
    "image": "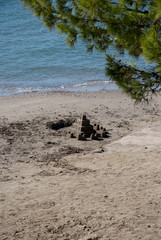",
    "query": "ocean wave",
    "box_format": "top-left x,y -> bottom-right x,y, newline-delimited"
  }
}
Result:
60,79 -> 112,88
59,79 -> 118,92
0,80 -> 118,96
